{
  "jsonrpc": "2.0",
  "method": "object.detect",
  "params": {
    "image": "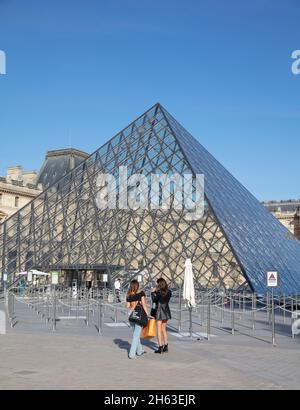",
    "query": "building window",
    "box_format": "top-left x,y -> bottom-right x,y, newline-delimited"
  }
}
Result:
15,196 -> 19,207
